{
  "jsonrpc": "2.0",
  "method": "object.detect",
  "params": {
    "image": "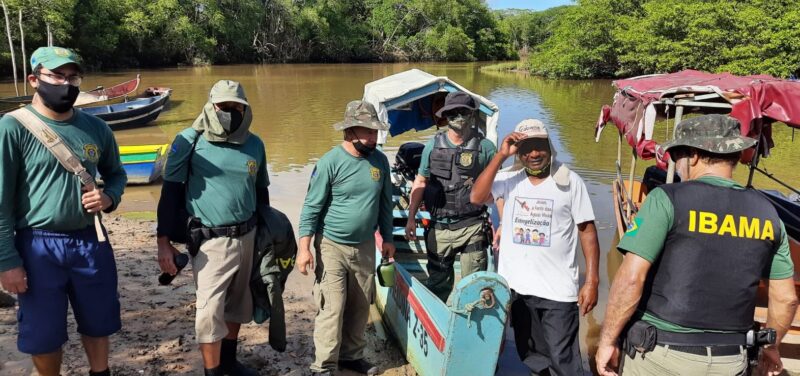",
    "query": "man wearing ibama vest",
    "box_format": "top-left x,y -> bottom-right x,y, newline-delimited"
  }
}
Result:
595,114 -> 798,376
